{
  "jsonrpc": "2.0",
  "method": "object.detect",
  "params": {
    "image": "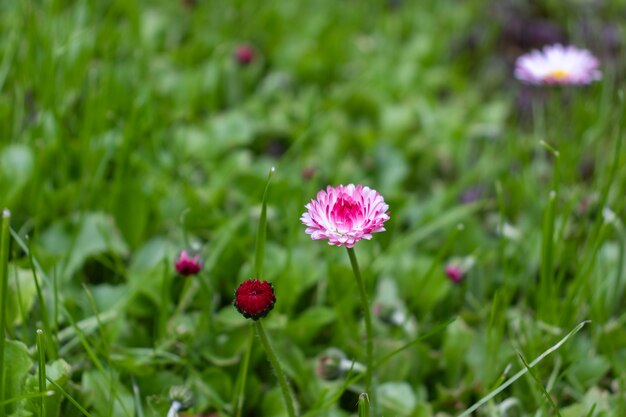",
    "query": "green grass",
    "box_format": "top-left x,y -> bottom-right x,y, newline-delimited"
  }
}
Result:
1,0 -> 626,416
